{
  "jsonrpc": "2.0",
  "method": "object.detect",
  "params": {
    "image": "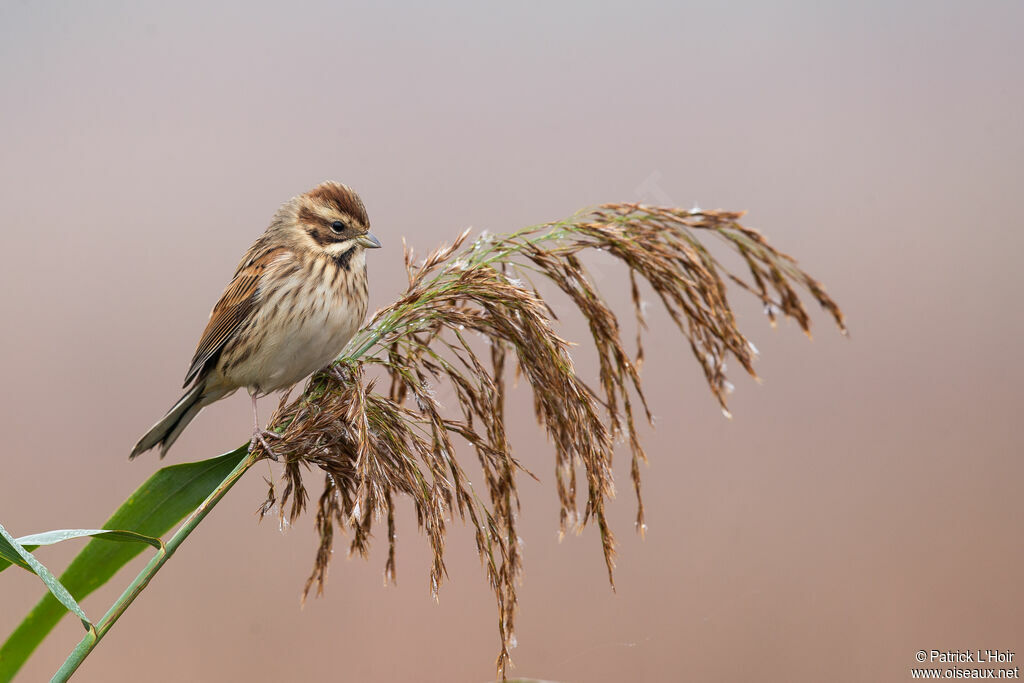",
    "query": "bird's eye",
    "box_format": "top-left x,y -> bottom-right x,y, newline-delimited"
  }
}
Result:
330,221 -> 345,234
